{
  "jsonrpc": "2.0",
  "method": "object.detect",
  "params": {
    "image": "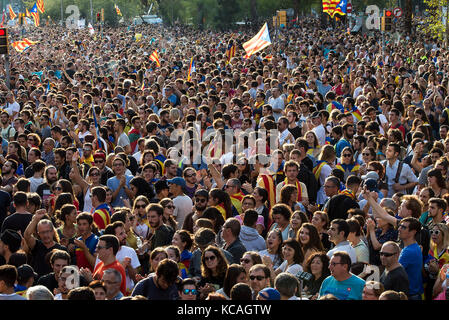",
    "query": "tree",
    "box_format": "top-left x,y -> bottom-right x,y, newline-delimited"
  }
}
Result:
418,0 -> 449,40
